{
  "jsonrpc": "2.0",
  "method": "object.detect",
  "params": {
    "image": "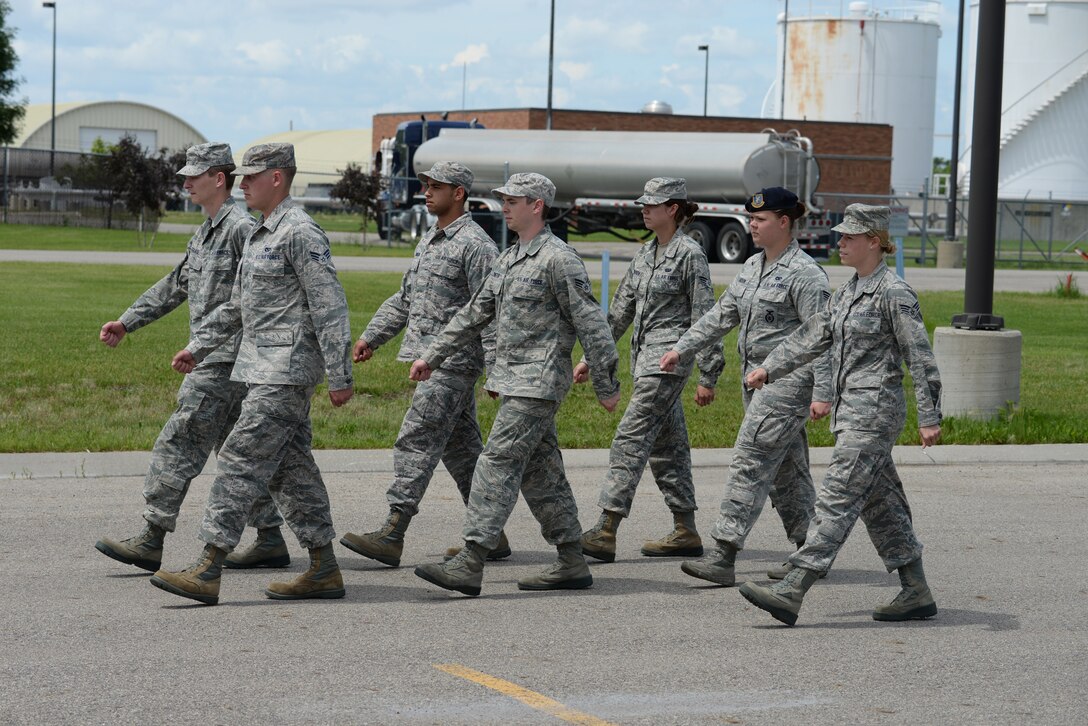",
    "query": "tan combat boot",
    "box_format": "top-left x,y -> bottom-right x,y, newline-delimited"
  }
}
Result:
95,522 -> 166,572
768,541 -> 827,580
341,509 -> 412,567
738,565 -> 821,626
680,539 -> 738,586
641,511 -> 704,558
265,542 -> 345,600
224,527 -> 291,569
416,541 -> 488,597
149,544 -> 226,606
872,558 -> 937,622
517,542 -> 593,591
443,530 -> 512,562
581,510 -> 622,562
